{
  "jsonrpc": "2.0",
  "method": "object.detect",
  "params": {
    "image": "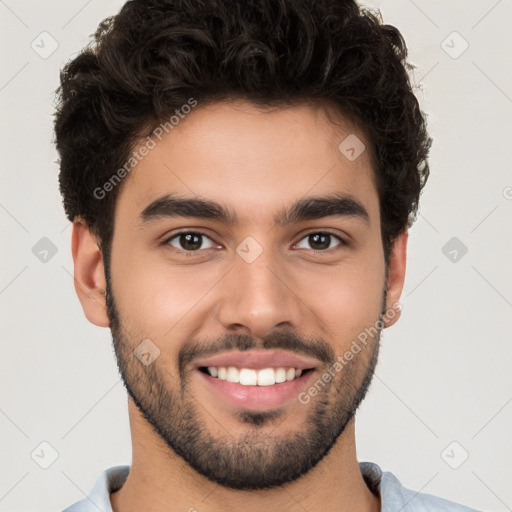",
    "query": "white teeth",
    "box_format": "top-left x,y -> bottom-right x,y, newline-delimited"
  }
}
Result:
239,368 -> 257,385
257,368 -> 275,386
204,366 -> 307,386
275,367 -> 287,383
226,366 -> 239,383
